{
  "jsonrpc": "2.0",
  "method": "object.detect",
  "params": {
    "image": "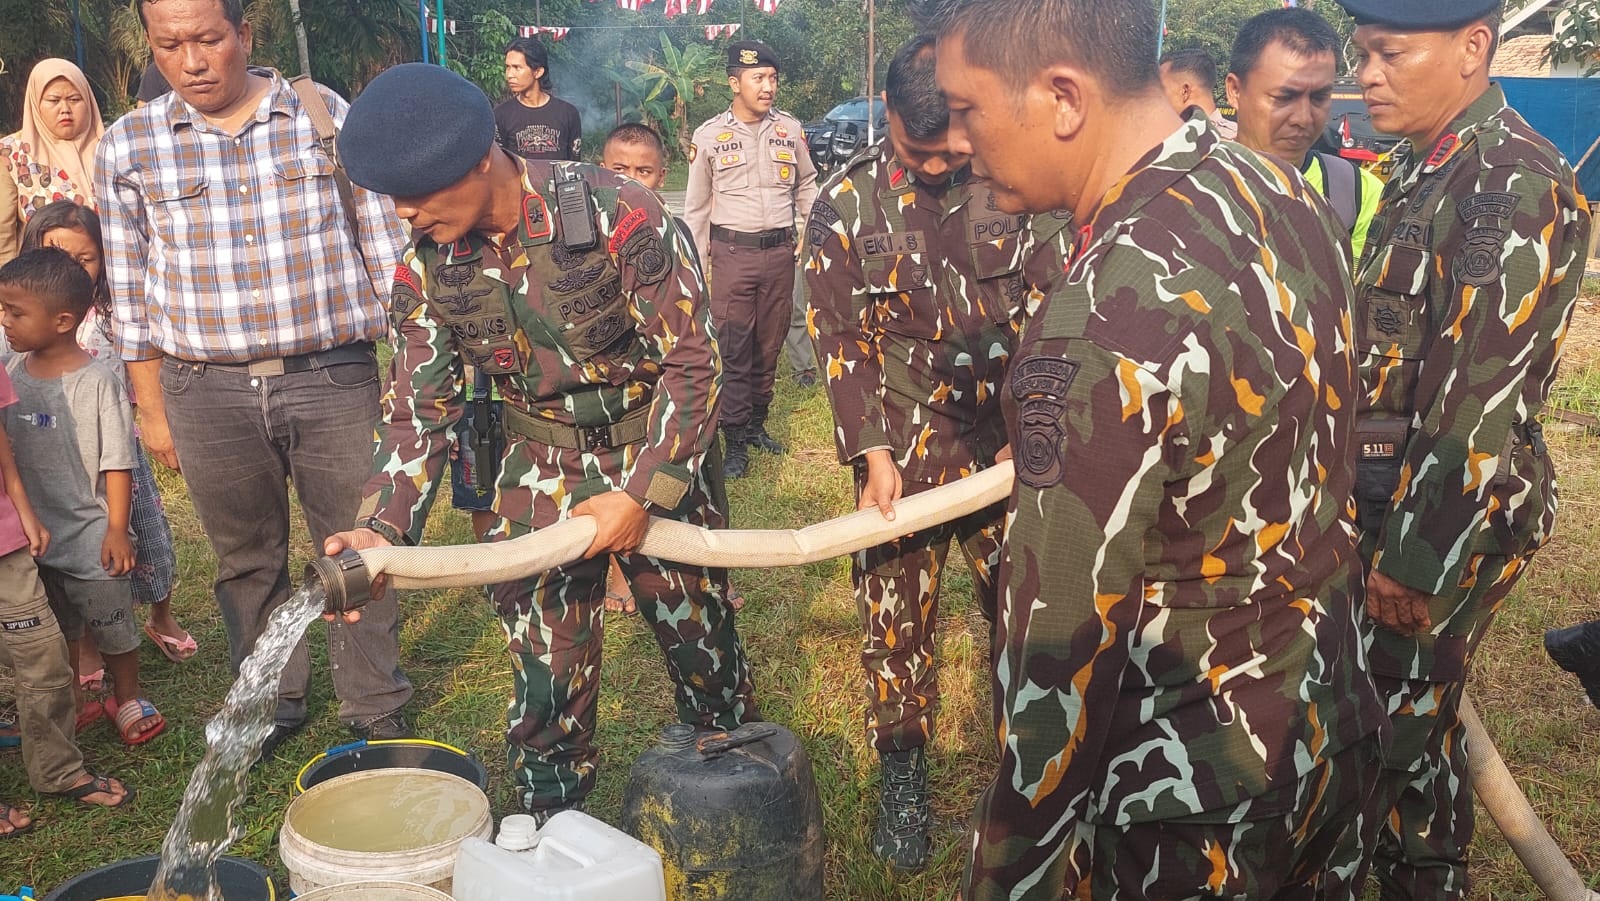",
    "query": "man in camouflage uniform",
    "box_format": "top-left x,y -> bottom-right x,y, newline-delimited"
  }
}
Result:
1327,1 -> 1593,897
805,35 -> 1051,871
326,64 -> 758,819
924,0 -> 1389,897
